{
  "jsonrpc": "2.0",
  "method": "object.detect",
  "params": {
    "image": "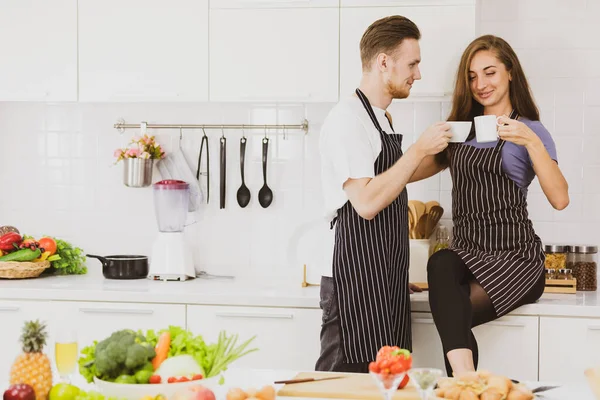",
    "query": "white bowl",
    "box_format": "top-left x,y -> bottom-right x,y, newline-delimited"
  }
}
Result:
93,375 -> 222,400
448,121 -> 472,143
